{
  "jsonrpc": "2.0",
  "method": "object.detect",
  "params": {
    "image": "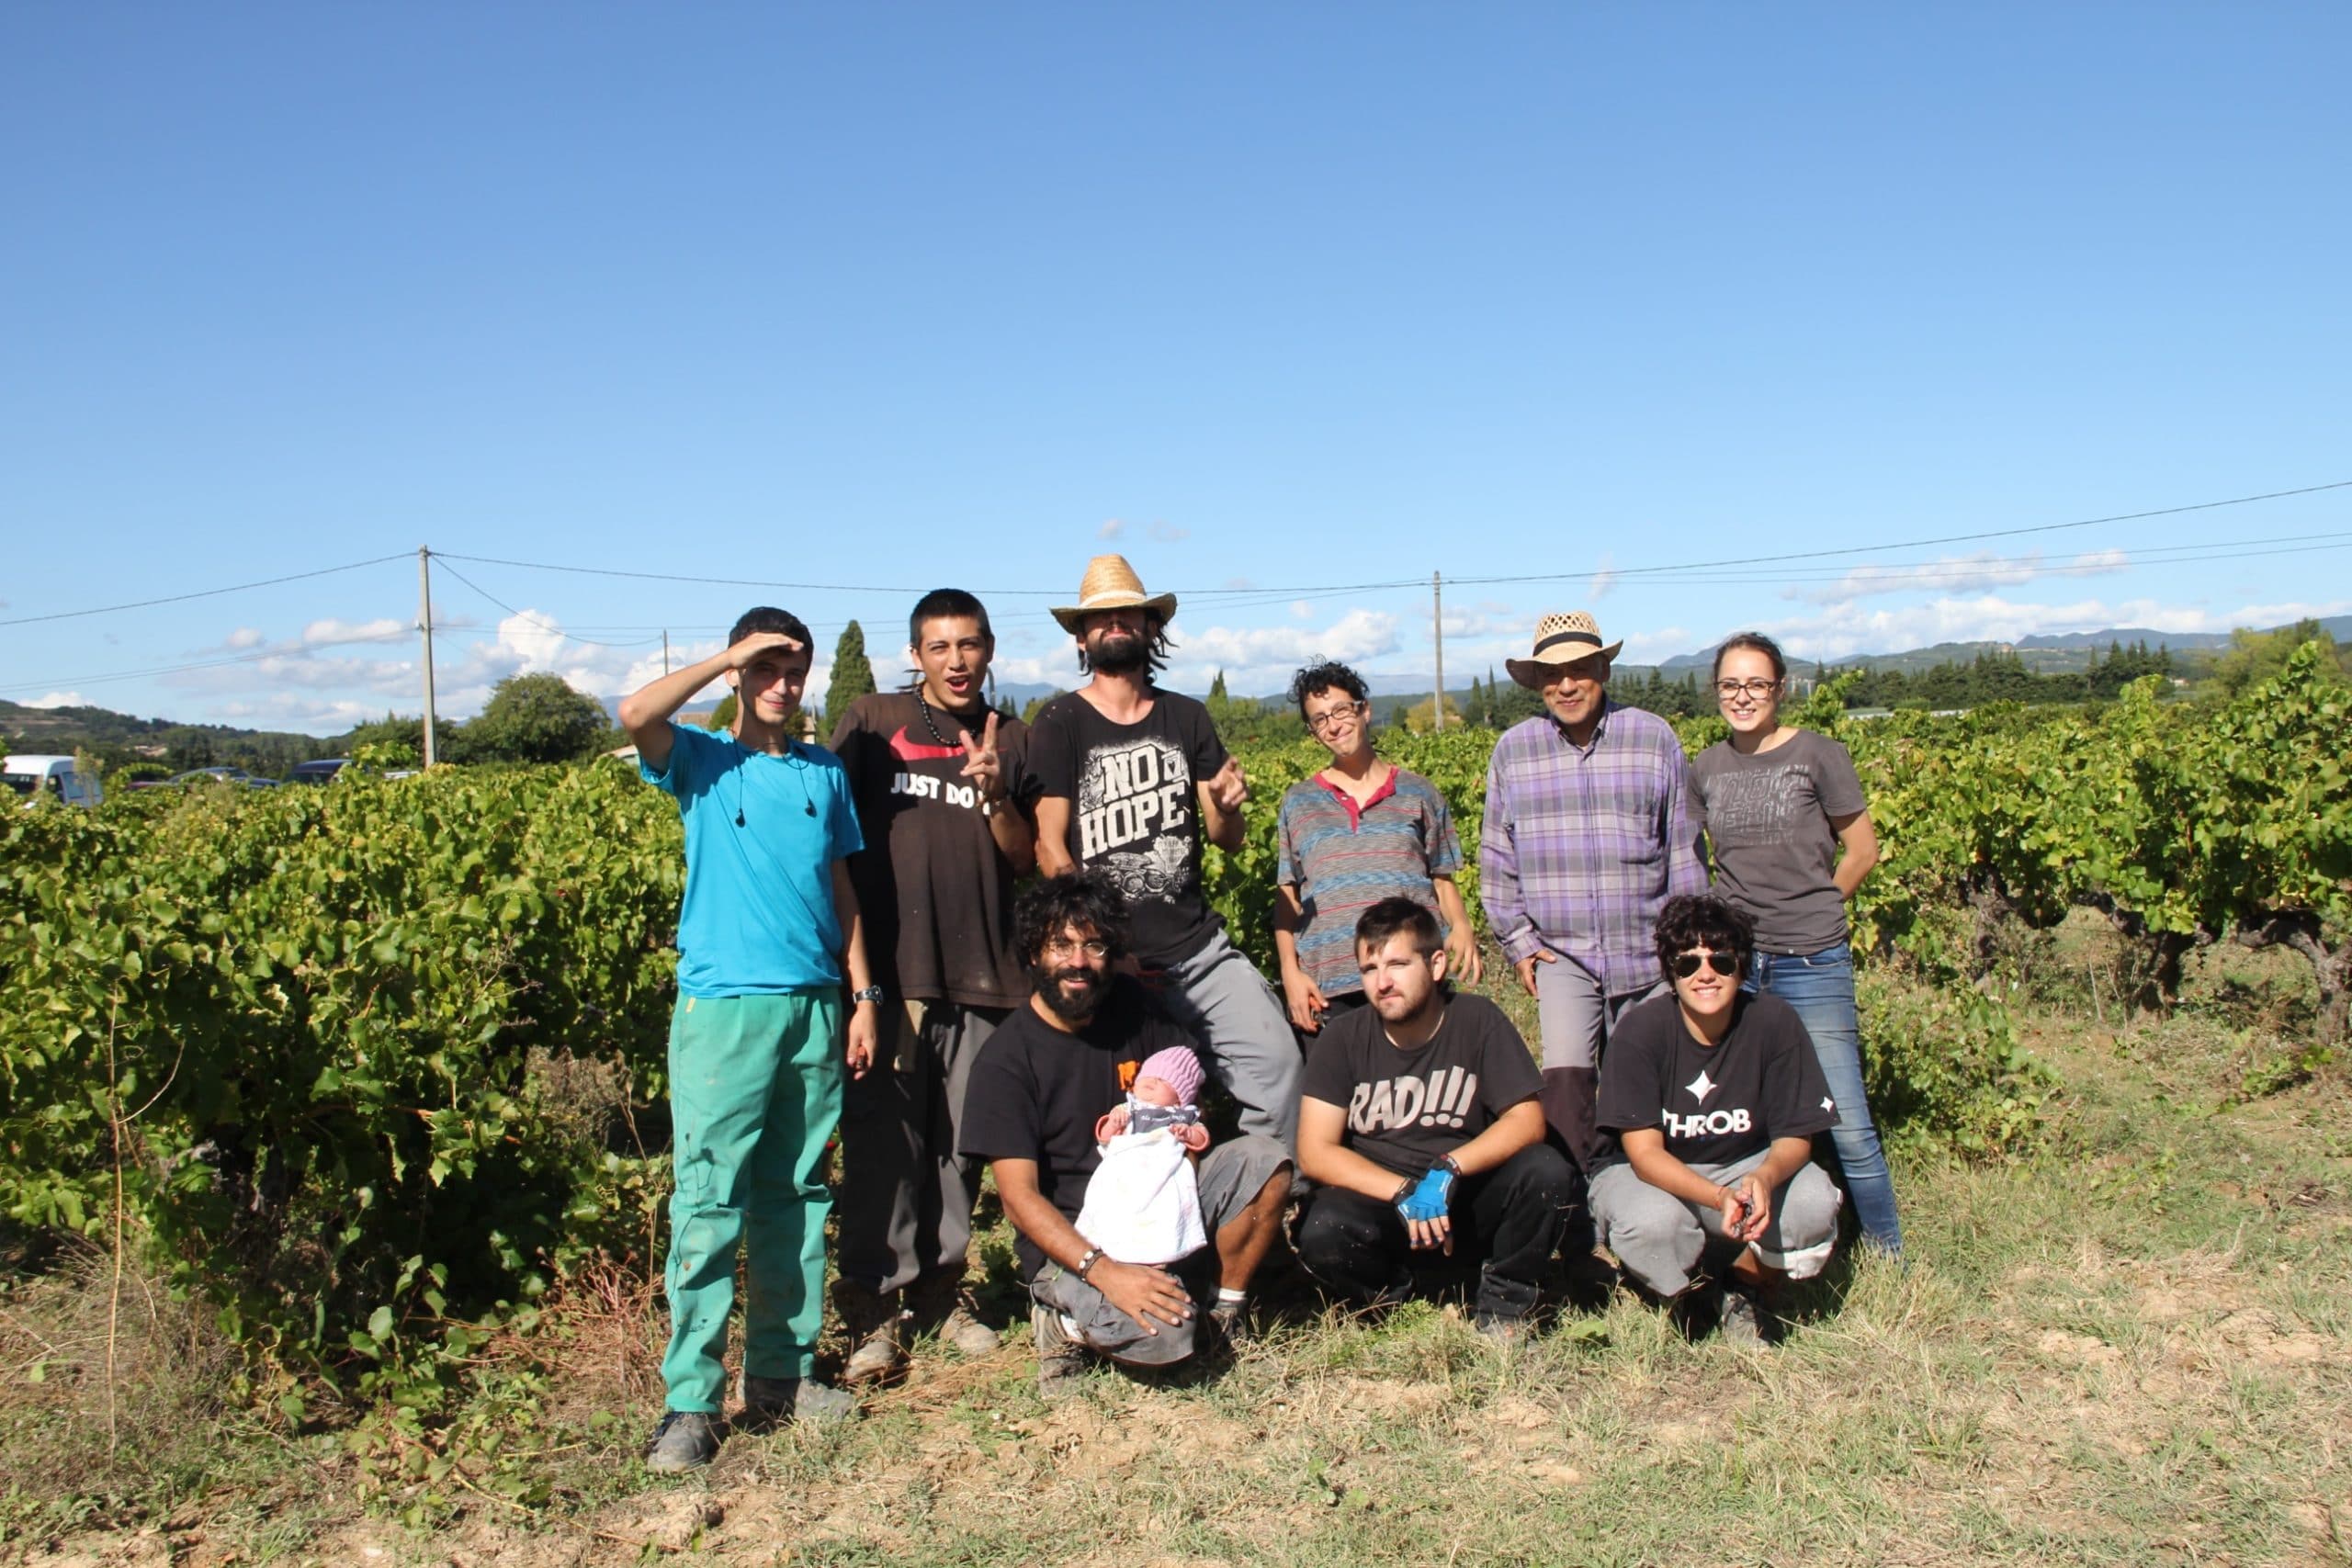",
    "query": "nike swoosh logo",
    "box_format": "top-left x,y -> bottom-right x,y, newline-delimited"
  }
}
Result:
888,727 -> 966,762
